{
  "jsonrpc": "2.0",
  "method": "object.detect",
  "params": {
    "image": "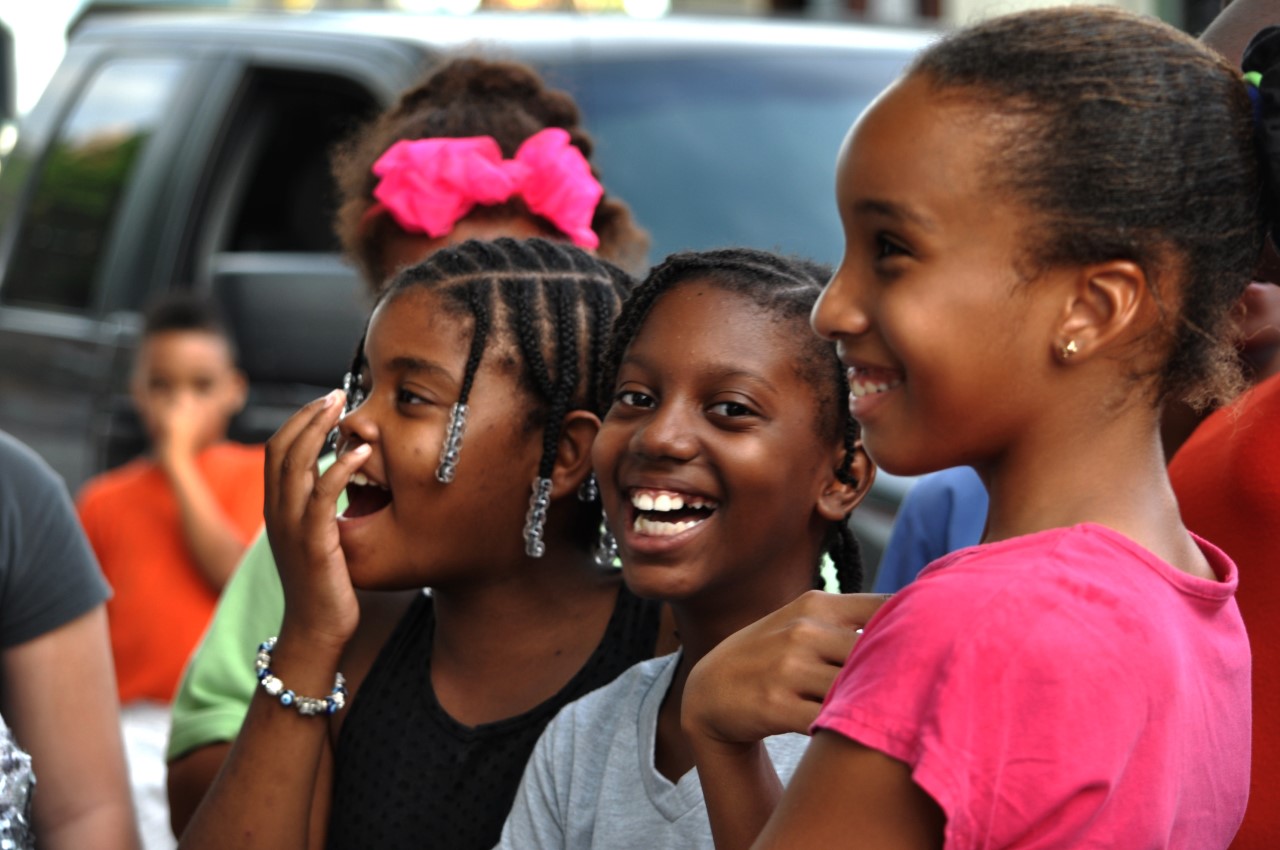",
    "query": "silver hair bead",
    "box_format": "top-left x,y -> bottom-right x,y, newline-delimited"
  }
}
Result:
435,403 -> 469,484
594,528 -> 619,568
577,473 -> 599,503
523,477 -> 554,558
